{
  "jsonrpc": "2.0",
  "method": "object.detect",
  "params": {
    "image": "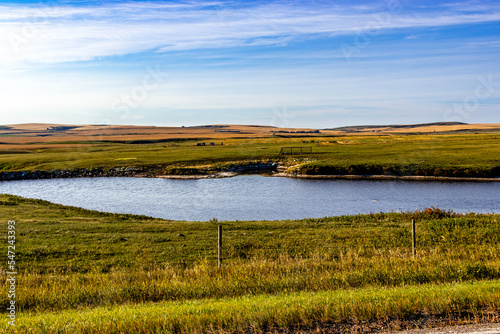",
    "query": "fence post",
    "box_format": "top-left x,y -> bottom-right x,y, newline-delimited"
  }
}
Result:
218,225 -> 222,267
412,219 -> 416,258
